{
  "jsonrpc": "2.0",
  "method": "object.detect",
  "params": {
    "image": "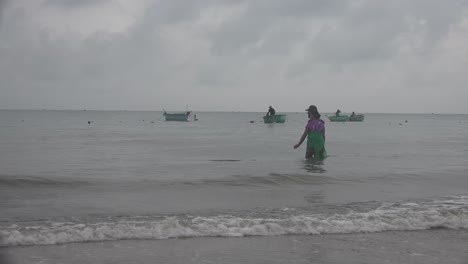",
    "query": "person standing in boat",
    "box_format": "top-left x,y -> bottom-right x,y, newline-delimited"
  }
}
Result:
267,106 -> 276,116
350,112 -> 355,117
294,105 -> 327,160
335,109 -> 341,116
